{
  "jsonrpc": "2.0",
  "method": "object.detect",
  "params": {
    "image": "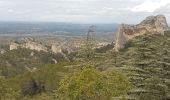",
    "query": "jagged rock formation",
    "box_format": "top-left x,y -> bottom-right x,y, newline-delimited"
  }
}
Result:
10,38 -> 48,52
115,15 -> 169,51
10,38 -> 73,56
